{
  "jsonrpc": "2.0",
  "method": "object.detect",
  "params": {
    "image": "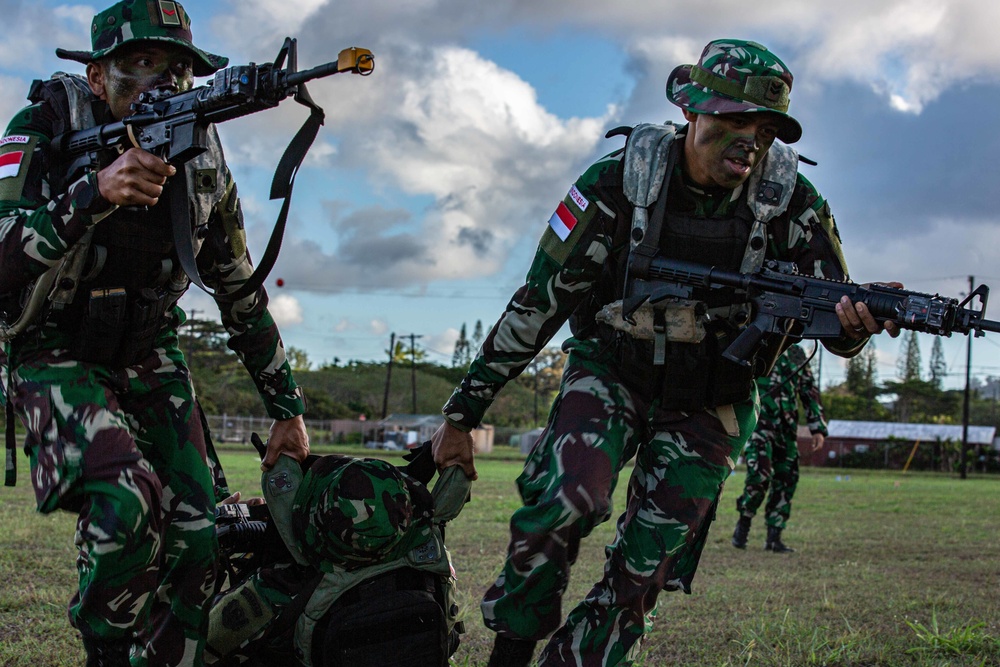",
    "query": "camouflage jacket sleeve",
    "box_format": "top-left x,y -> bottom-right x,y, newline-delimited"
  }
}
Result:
796,358 -> 827,435
0,101 -> 115,296
196,166 -> 305,420
768,171 -> 867,359
441,154 -> 624,430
